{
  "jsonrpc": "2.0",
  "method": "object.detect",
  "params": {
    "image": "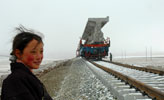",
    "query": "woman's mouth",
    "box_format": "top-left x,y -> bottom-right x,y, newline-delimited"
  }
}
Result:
34,61 -> 41,65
